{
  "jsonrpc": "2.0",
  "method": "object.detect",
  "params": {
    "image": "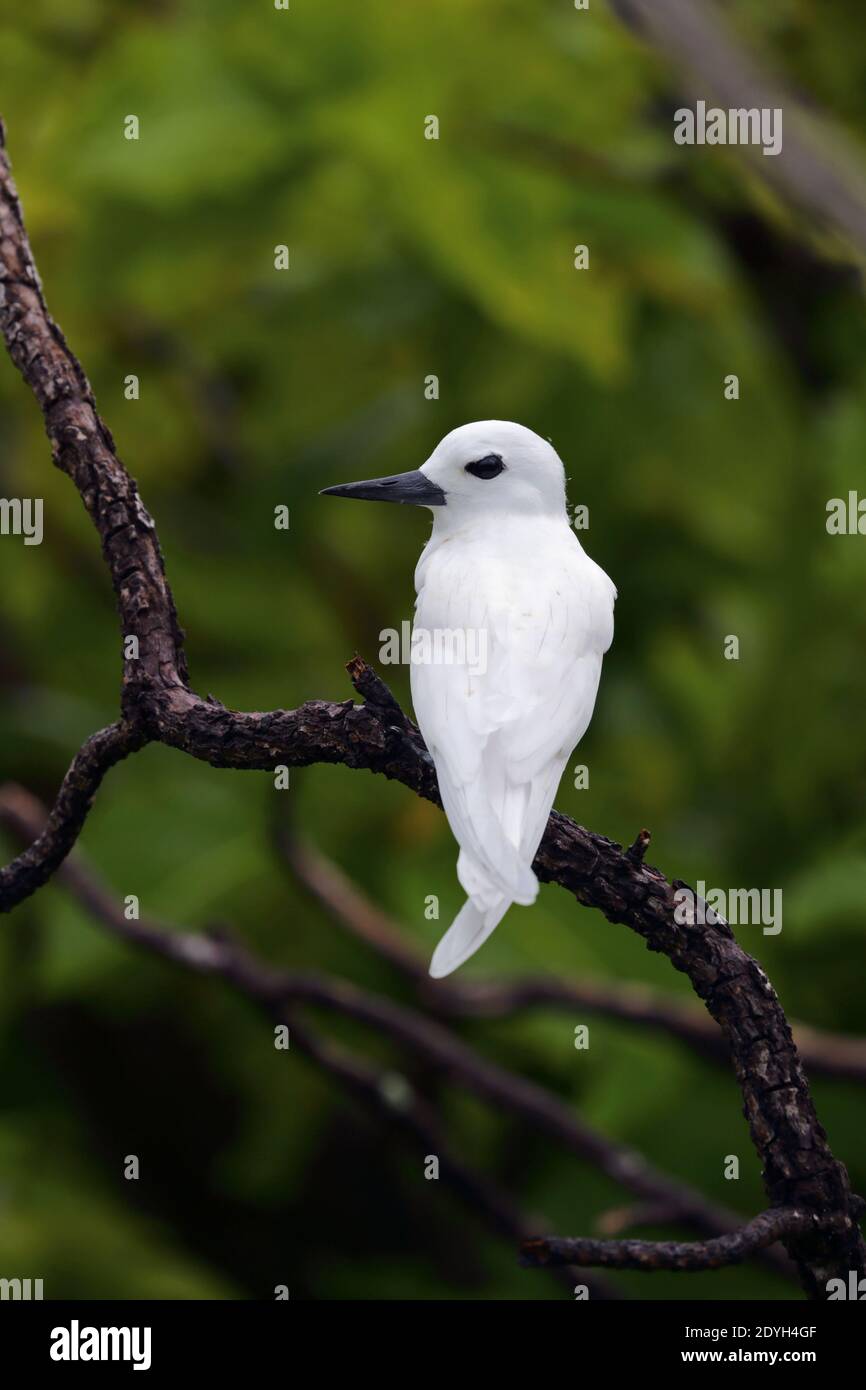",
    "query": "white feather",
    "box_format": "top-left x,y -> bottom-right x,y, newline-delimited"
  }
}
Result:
408,421 -> 615,977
